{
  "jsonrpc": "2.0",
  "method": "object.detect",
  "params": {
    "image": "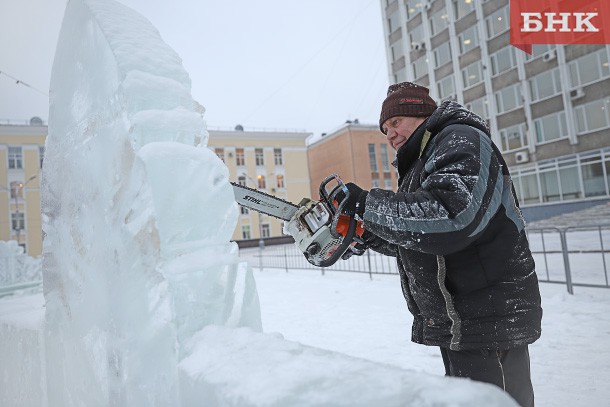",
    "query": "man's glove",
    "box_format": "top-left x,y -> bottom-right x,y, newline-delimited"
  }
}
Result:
335,182 -> 368,219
